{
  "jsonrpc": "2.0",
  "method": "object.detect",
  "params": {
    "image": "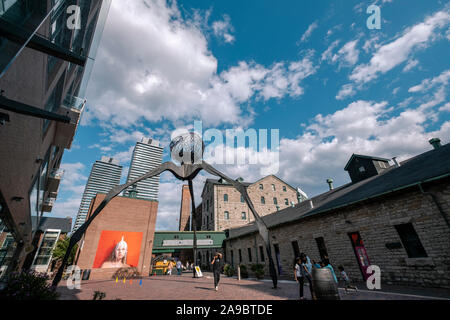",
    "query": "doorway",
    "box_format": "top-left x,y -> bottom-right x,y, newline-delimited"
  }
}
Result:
348,232 -> 371,281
